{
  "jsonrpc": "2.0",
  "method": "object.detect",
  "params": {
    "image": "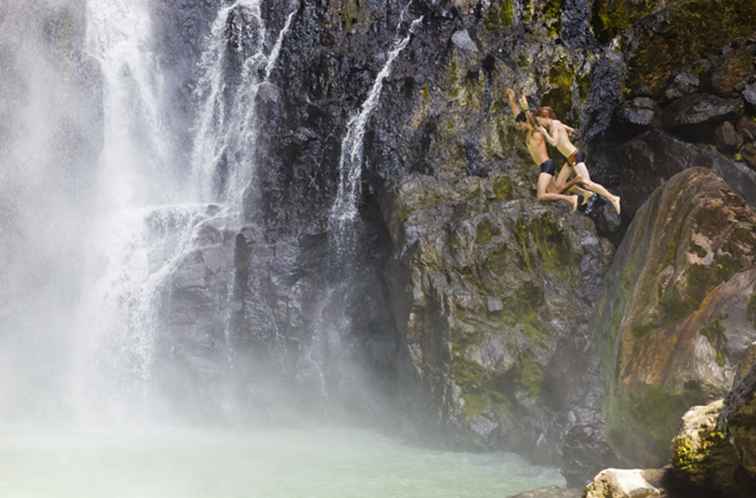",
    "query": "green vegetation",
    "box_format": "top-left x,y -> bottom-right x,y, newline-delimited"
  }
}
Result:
591,0 -> 660,43
541,60 -> 576,123
627,0 -> 756,94
483,0 -> 515,32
